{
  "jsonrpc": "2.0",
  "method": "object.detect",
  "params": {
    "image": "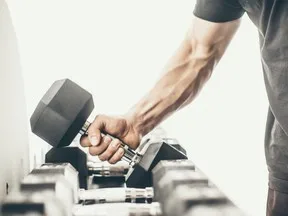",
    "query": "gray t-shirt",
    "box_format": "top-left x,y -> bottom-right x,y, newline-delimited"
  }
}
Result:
194,0 -> 288,191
